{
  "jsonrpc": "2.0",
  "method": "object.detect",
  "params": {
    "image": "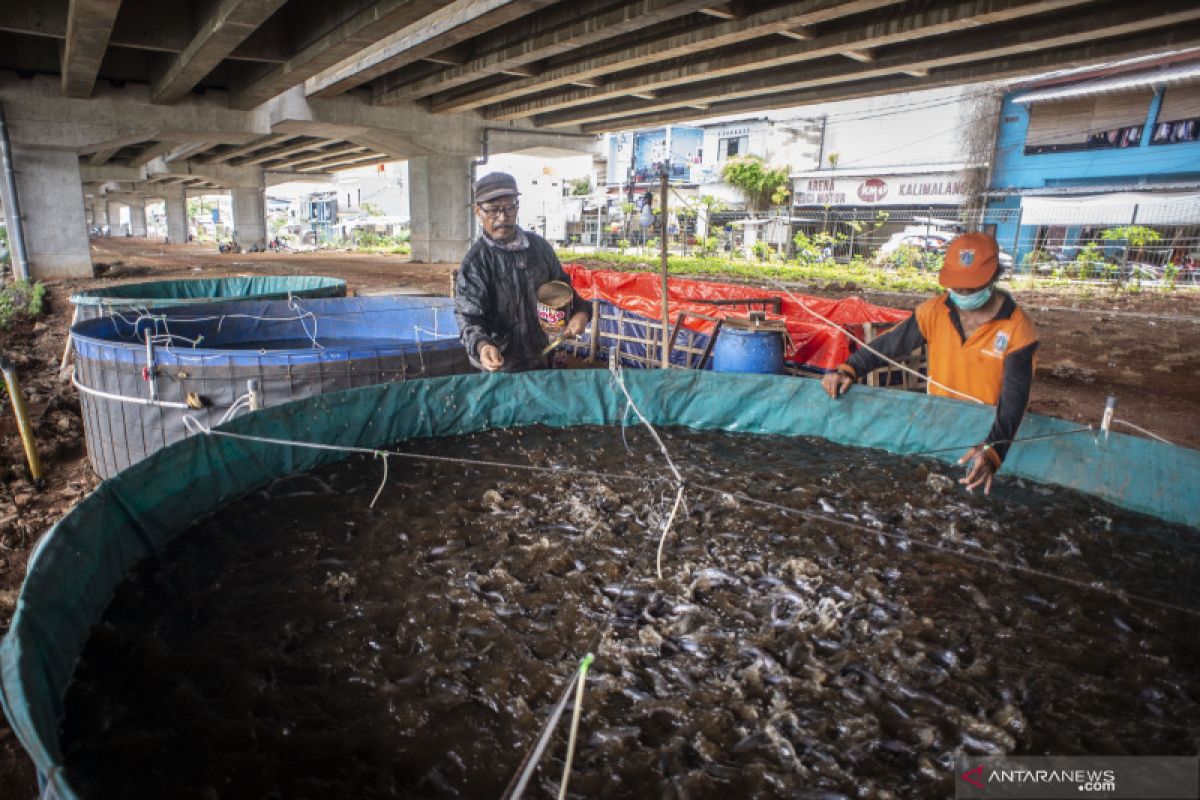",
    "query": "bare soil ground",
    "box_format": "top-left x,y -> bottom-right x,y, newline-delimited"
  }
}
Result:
0,237 -> 1196,797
